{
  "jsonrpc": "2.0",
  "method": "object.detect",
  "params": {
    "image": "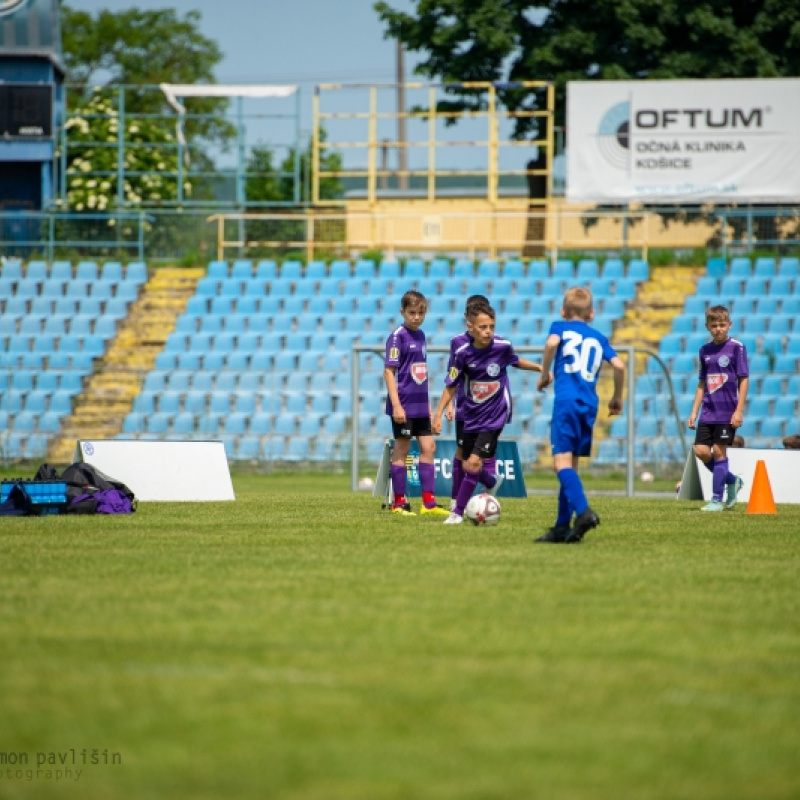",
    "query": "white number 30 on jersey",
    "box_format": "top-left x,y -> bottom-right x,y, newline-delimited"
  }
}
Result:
562,331 -> 604,382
